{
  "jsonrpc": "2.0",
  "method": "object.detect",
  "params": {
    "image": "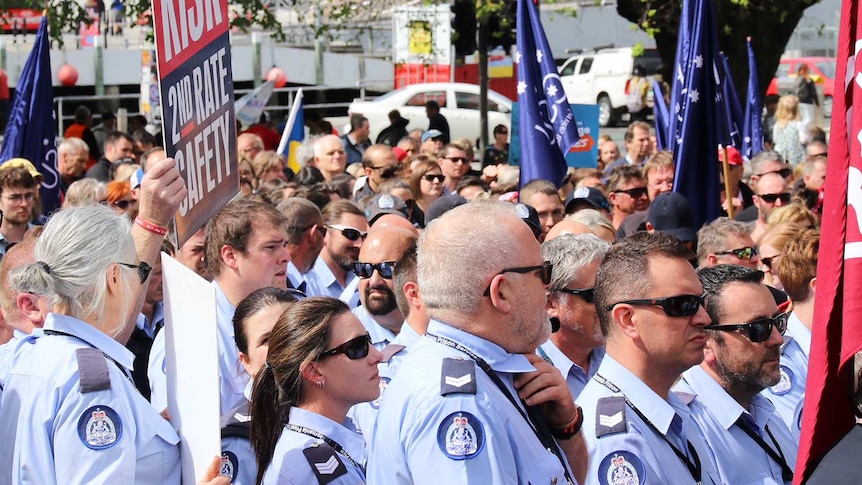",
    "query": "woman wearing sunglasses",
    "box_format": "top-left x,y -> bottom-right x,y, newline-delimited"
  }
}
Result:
106,180 -> 138,219
251,297 -> 383,485
409,160 -> 445,220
